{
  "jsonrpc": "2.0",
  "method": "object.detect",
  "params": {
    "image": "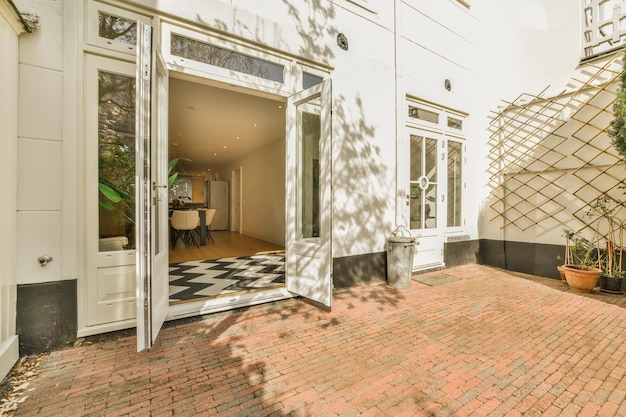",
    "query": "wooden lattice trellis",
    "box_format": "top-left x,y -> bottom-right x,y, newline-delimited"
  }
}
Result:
488,51 -> 626,238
